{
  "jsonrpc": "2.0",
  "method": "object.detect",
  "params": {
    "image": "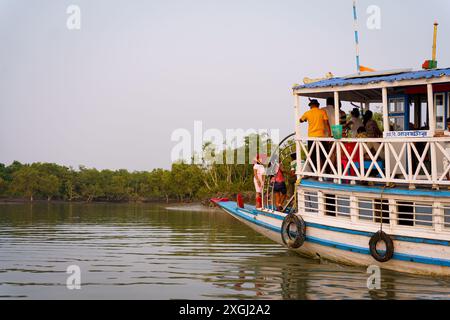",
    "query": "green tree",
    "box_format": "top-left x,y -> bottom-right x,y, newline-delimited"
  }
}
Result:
61,167 -> 79,201
39,174 -> 61,201
10,166 -> 42,201
77,167 -> 105,202
0,176 -> 6,196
